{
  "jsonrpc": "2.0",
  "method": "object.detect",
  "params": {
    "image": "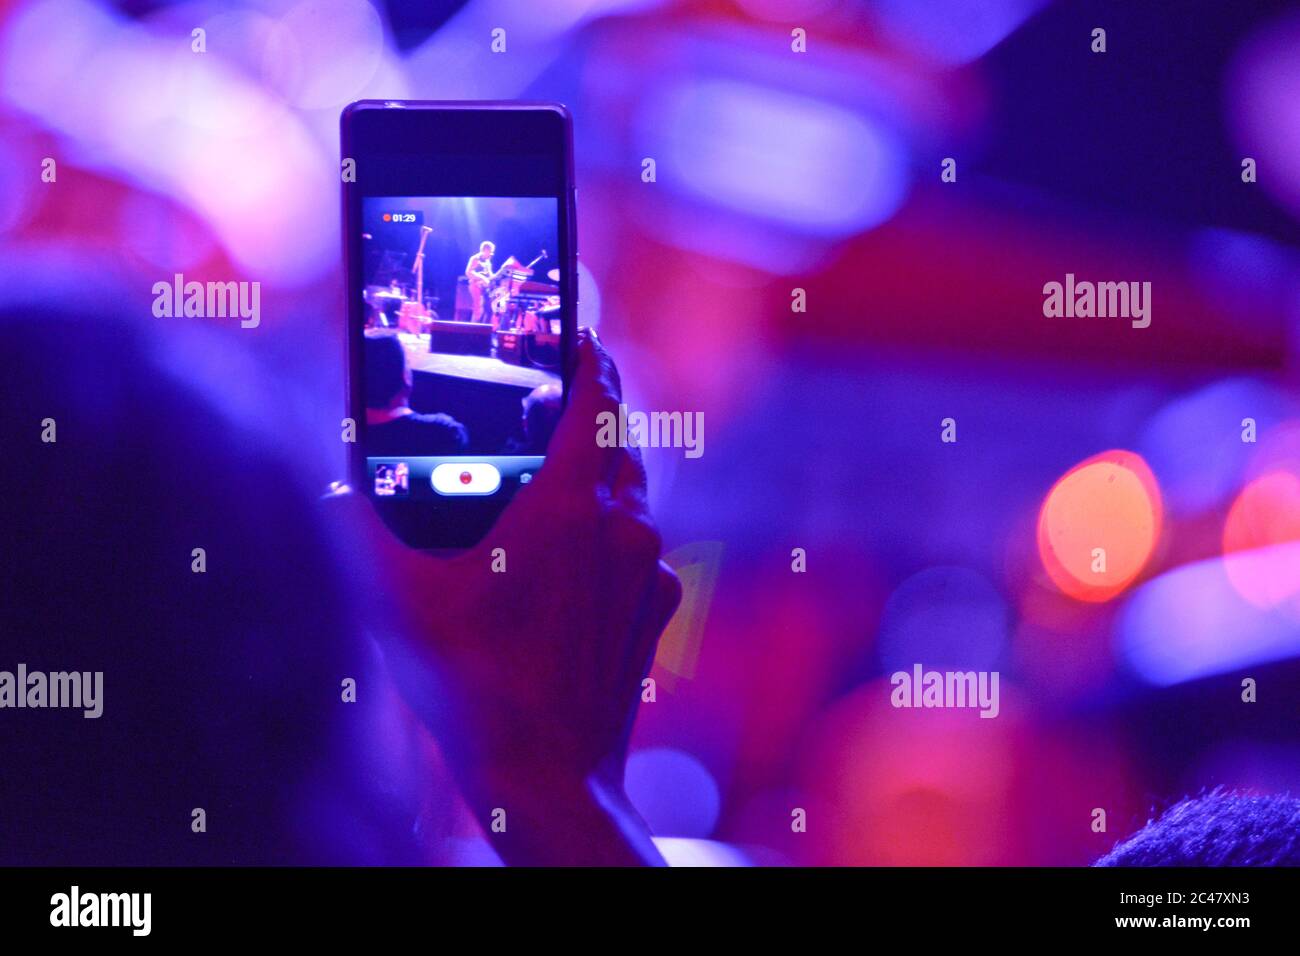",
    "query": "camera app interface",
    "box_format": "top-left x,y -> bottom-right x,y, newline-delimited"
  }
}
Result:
360,196 -> 562,499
